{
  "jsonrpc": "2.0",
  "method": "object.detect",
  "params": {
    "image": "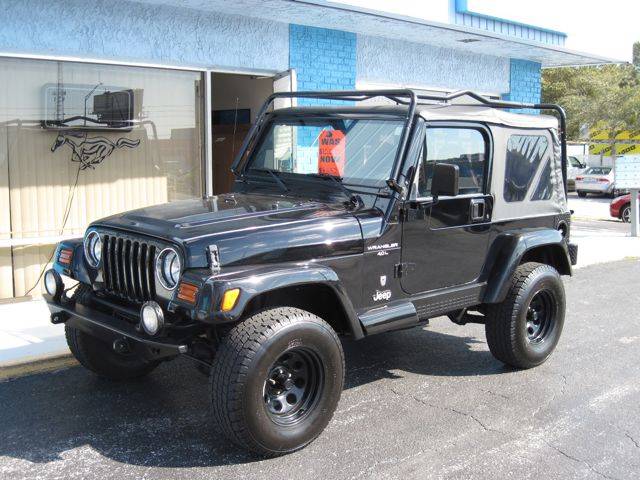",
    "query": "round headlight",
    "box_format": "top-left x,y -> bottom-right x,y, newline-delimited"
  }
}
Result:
156,247 -> 181,290
84,230 -> 101,268
140,301 -> 164,336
